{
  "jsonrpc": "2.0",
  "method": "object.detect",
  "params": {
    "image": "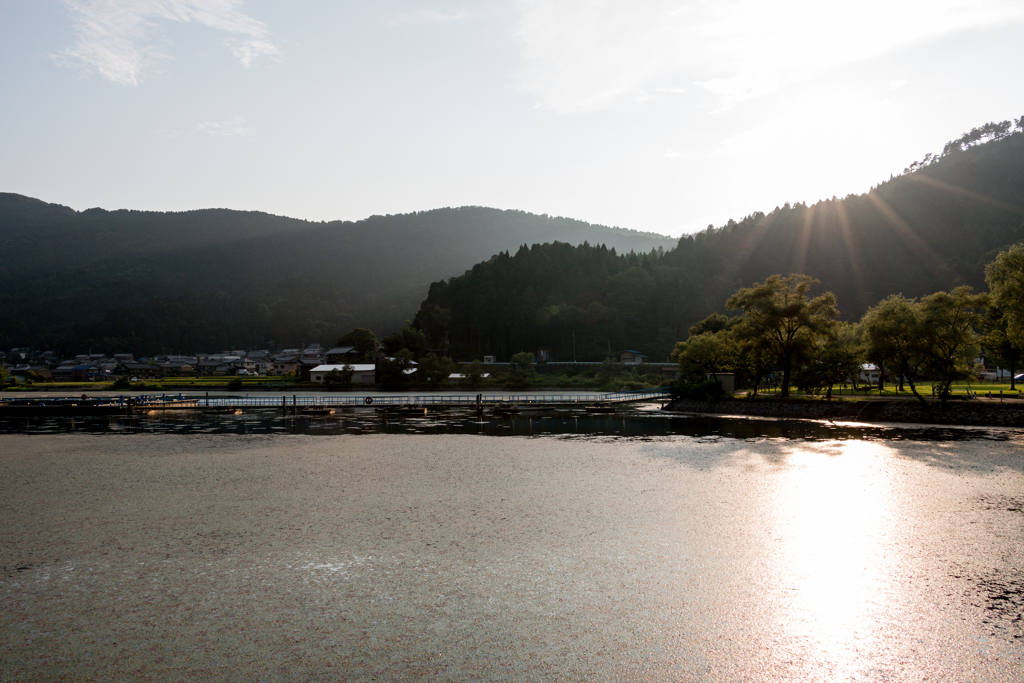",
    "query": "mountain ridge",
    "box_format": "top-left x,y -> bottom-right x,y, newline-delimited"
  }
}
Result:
0,197 -> 676,353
